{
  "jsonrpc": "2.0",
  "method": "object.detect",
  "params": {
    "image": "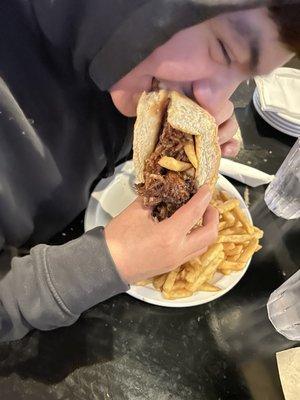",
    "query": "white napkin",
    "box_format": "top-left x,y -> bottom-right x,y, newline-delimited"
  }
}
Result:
255,68 -> 300,119
277,348 -> 300,400
219,158 -> 274,187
